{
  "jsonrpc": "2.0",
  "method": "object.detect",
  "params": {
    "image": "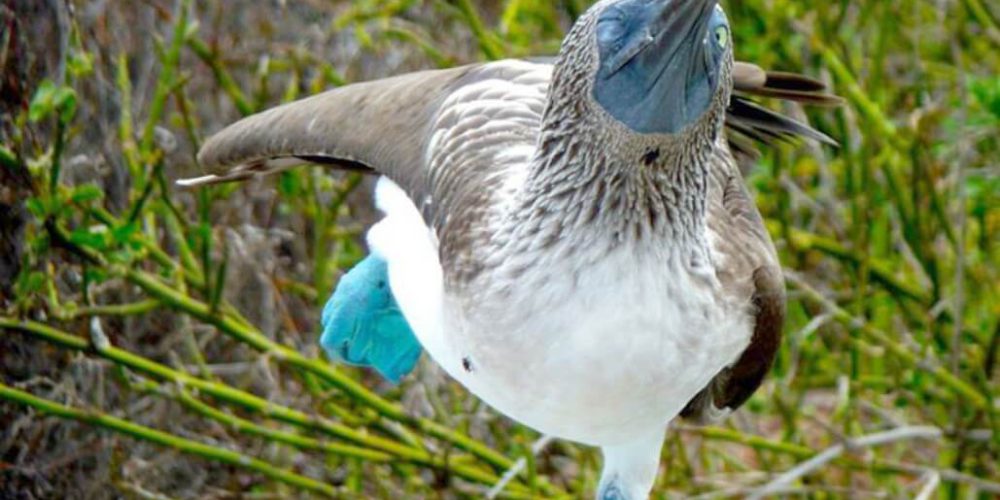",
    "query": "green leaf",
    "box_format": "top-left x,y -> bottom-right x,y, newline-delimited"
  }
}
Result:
111,222 -> 139,244
965,174 -> 999,218
54,86 -> 78,124
970,76 -> 1000,120
0,145 -> 17,169
70,184 -> 104,204
25,197 -> 50,218
28,80 -> 78,123
28,80 -> 58,122
29,233 -> 50,255
354,25 -> 373,48
278,170 -> 300,197
69,225 -> 110,251
15,271 -> 46,295
84,266 -> 108,284
67,51 -> 94,77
